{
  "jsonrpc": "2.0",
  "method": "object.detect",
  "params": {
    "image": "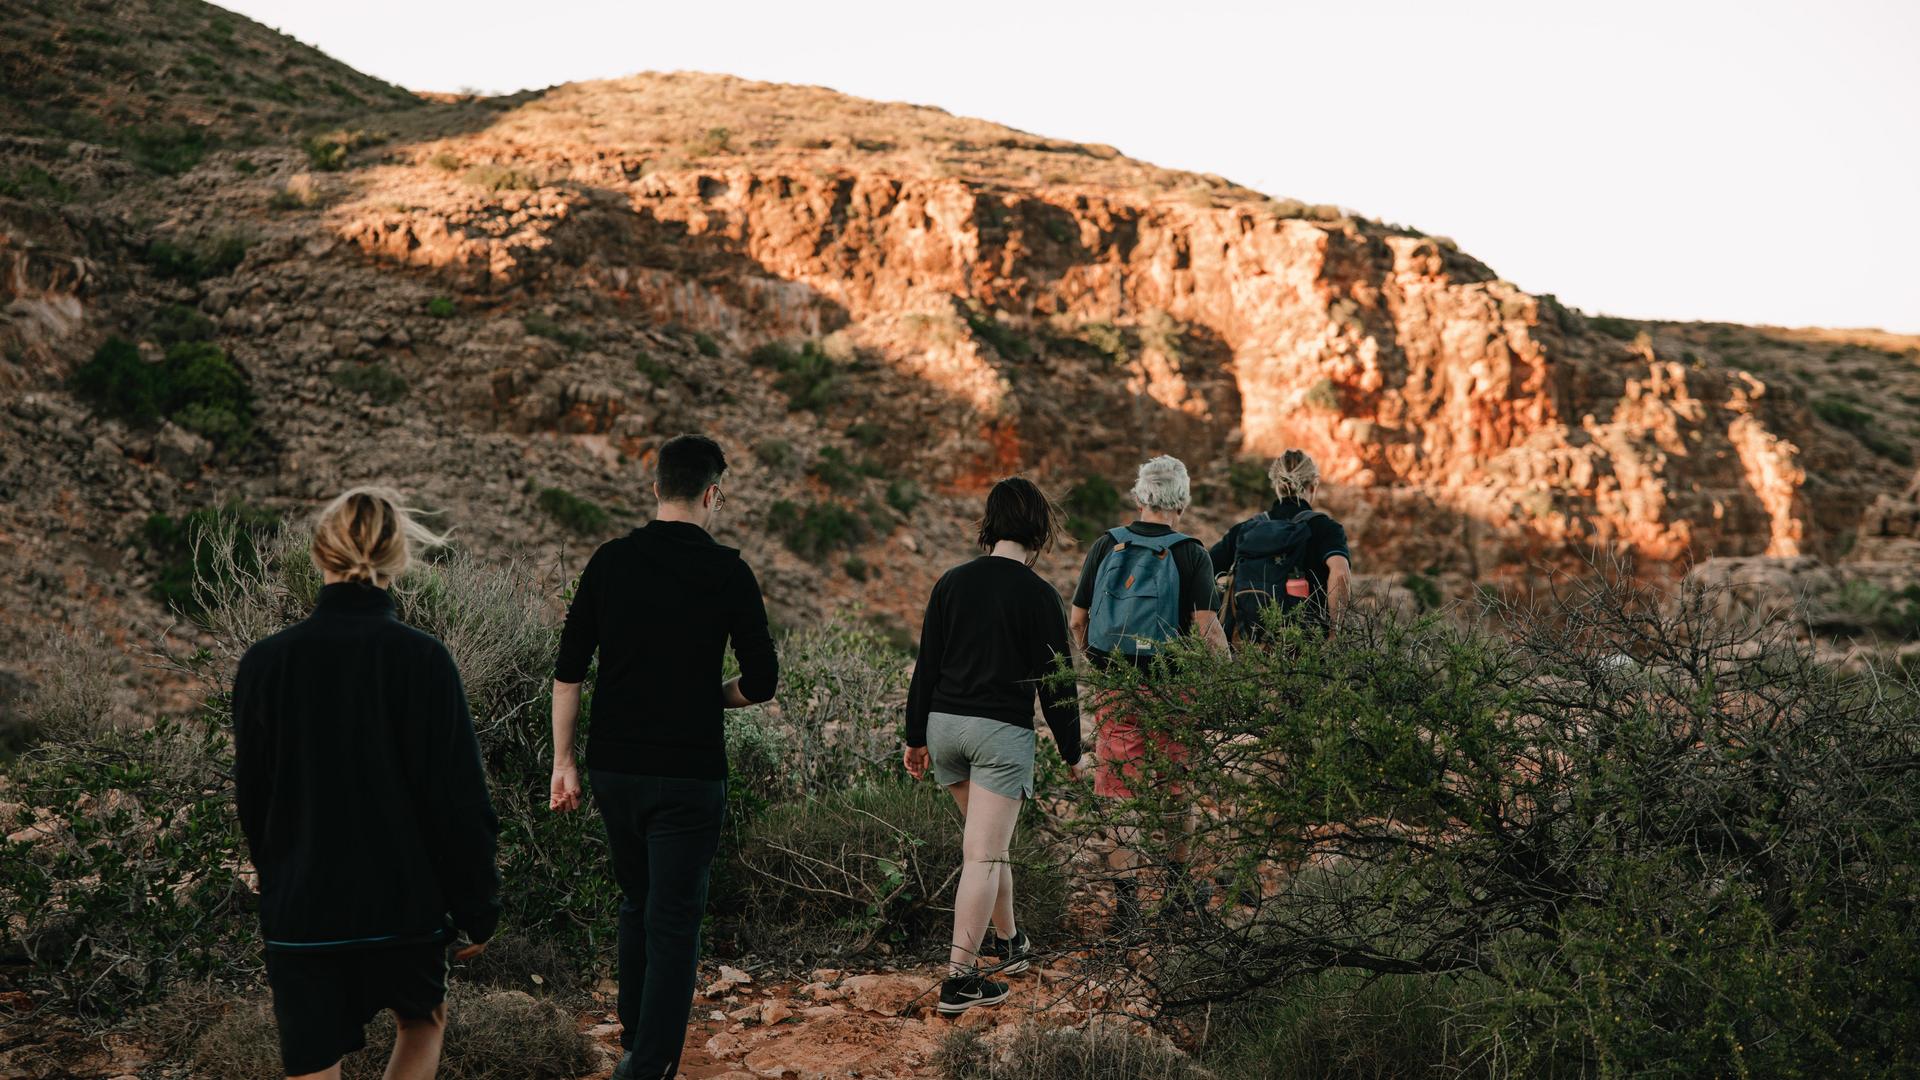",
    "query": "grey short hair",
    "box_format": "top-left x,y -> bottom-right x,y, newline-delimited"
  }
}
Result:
1130,455 -> 1192,512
